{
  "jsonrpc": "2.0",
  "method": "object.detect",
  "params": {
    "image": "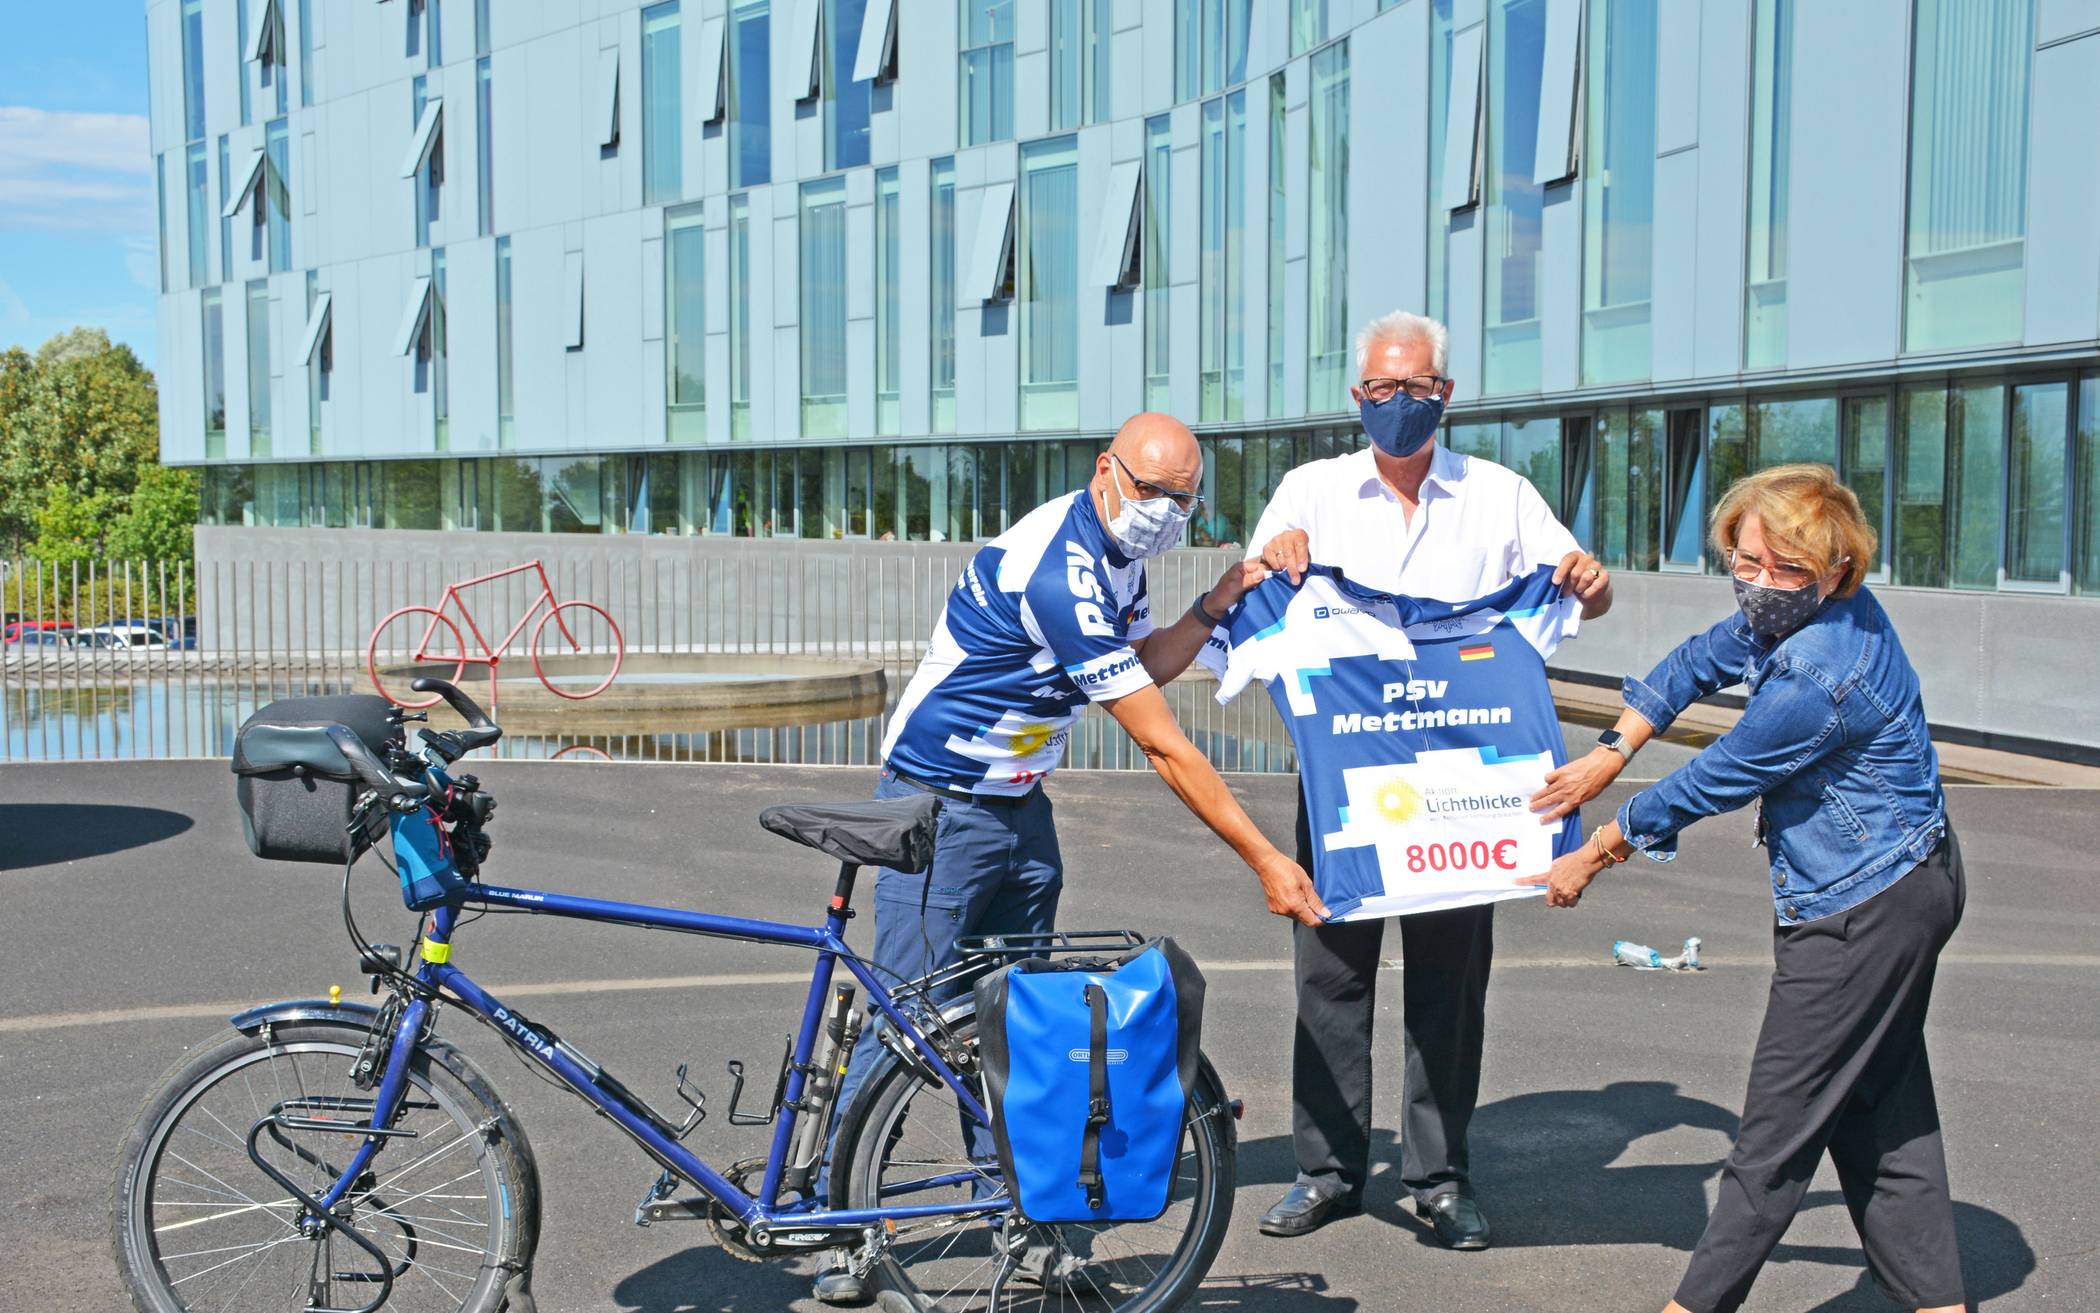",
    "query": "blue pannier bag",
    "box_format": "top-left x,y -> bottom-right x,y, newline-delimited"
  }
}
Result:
973,939 -> 1205,1223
